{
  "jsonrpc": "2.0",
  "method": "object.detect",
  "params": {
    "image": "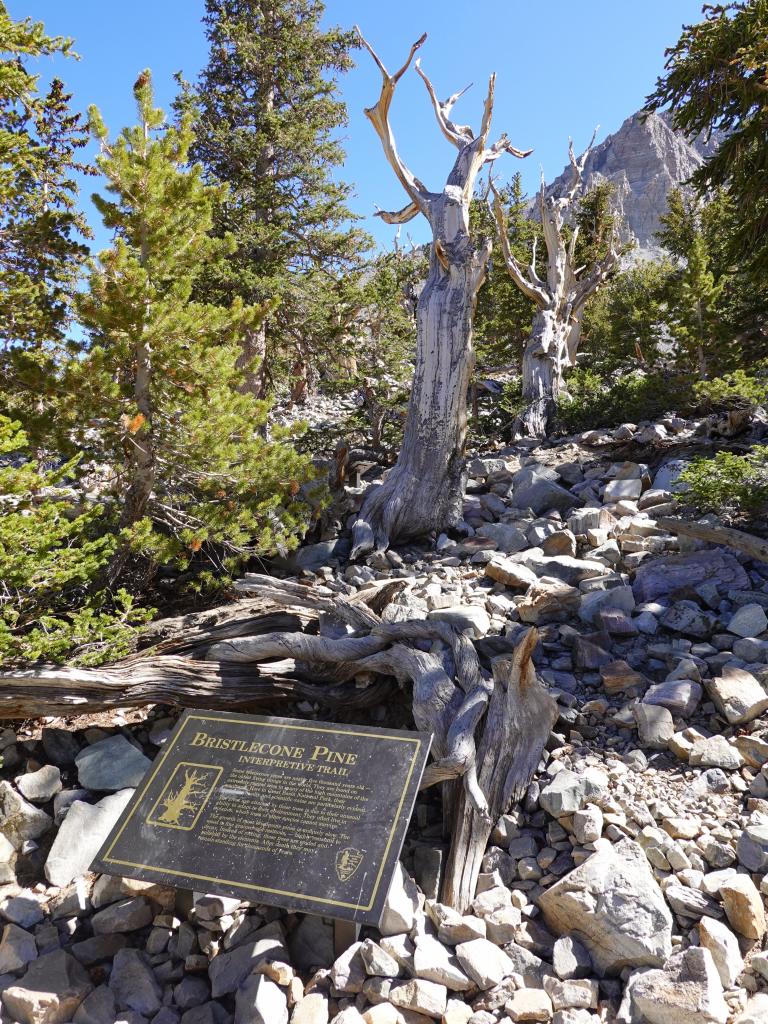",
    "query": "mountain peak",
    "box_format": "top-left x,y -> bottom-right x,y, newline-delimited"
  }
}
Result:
543,110 -> 721,258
